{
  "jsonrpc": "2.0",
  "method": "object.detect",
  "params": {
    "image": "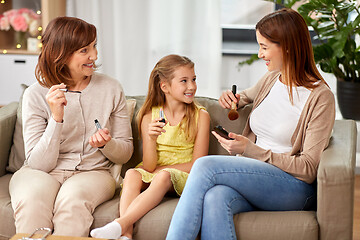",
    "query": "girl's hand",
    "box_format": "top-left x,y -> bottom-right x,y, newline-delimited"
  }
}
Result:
212,130 -> 249,155
46,83 -> 67,122
218,90 -> 240,109
147,118 -> 166,140
89,128 -> 112,148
